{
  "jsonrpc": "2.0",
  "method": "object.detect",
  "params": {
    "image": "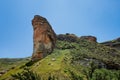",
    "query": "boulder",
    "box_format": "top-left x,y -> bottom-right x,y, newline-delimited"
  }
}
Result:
80,36 -> 97,42
0,70 -> 7,75
32,15 -> 56,61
